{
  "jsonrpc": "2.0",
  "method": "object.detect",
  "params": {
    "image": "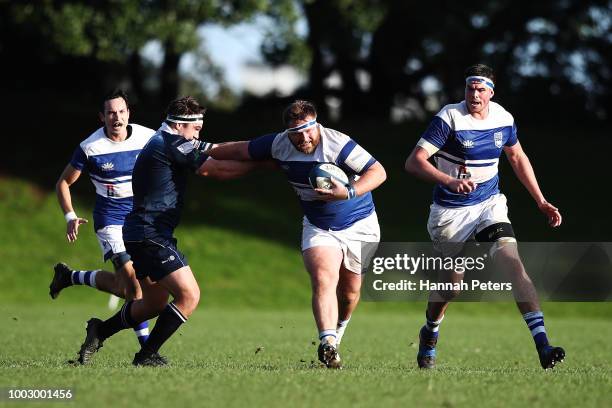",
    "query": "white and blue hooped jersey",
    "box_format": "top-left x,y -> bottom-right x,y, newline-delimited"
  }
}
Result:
249,125 -> 377,231
417,101 -> 518,208
70,124 -> 155,230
